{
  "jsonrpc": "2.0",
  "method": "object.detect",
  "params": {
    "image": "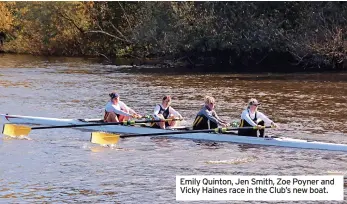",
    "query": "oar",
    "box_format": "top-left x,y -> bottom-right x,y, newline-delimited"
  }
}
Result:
90,126 -> 272,145
2,118 -> 182,137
